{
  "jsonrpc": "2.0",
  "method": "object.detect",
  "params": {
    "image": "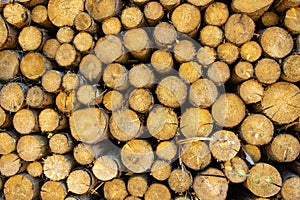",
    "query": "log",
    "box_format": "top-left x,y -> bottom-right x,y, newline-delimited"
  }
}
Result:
281,54 -> 300,82
129,88 -> 154,113
231,61 -> 254,84
41,70 -> 64,93
144,183 -> 171,200
56,91 -> 79,114
18,0 -> 48,8
239,79 -> 264,104
274,0 -> 300,13
199,25 -> 223,48
31,5 -> 55,29
159,0 -> 180,11
153,22 -> 177,49
27,161 -> 43,177
178,61 -> 202,84
244,144 -> 261,163
79,54 -> 102,83
26,86 -> 55,108
231,0 -> 274,21
0,14 -> 17,50
0,131 -> 17,155
49,132 -> 74,154
284,7 -> 300,34
103,179 -> 128,200
224,14 -> 255,46
0,153 -> 24,177
150,160 -> 172,181
209,130 -> 240,162
168,168 -> 193,193
74,12 -> 99,34
173,39 -> 196,63
0,82 -> 27,112
297,34 -> 300,53
102,17 -> 122,35
246,163 -> 282,198
151,50 -> 174,74
189,78 -> 218,108
217,42 -> 239,64
144,1 -> 164,26
66,168 -> 96,195
223,156 -> 249,183
62,72 -> 81,92
85,0 -> 121,22
207,61 -> 230,86
39,108 -> 68,132
56,26 -> 75,43
103,90 -> 124,111
17,135 -> 48,162
40,181 -> 68,200
186,0 -> 213,7
193,168 -> 228,200
92,156 -> 119,181
55,43 -> 80,67
0,106 -> 12,128
196,46 -> 216,66
43,39 -> 61,60
128,64 -> 155,88
13,109 -> 39,134
65,194 -> 90,200
127,175 -> 148,197
266,133 -> 300,162
261,82 -> 300,124
121,6 -> 145,29
156,140 -> 177,161
281,176 -> 300,200
255,58 -> 281,84
43,154 -> 75,181
3,2 -> 31,29
73,143 -> 96,165
240,41 -> 262,62
155,76 -> 187,108
147,105 -> 178,140
212,93 -> 246,128
76,84 -> 103,105
18,26 -> 48,51
73,31 -> 94,53
0,50 -> 20,81
204,2 -> 229,26
132,0 -> 149,6
4,173 -> 40,200
20,52 -> 52,80
260,27 -> 293,59
261,11 -> 279,27
121,139 -> 154,173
